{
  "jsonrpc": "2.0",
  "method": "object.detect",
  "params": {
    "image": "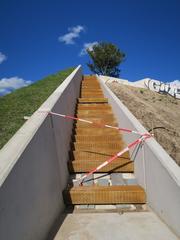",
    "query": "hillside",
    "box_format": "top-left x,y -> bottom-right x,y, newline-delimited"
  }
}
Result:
107,82 -> 180,166
0,68 -> 74,149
